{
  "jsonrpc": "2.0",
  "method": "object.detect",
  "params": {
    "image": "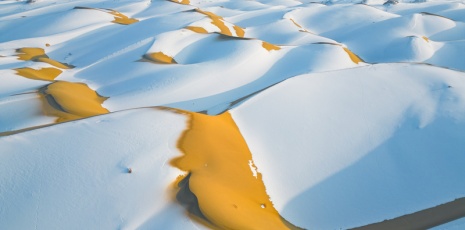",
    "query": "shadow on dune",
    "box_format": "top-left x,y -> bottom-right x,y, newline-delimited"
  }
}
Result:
168,43 -> 356,114
280,112 -> 465,229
